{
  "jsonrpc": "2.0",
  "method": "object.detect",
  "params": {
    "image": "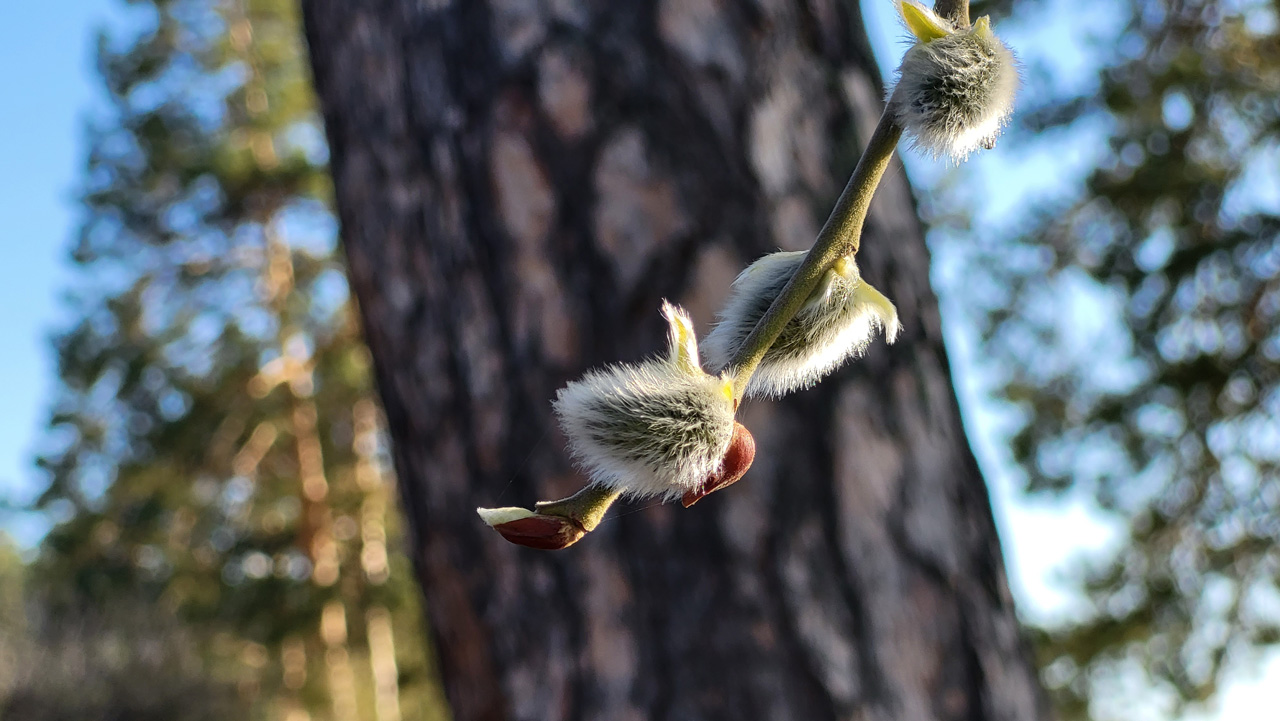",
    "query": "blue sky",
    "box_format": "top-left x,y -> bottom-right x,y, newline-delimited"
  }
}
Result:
1,1 -> 1277,718
0,0 -> 113,544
